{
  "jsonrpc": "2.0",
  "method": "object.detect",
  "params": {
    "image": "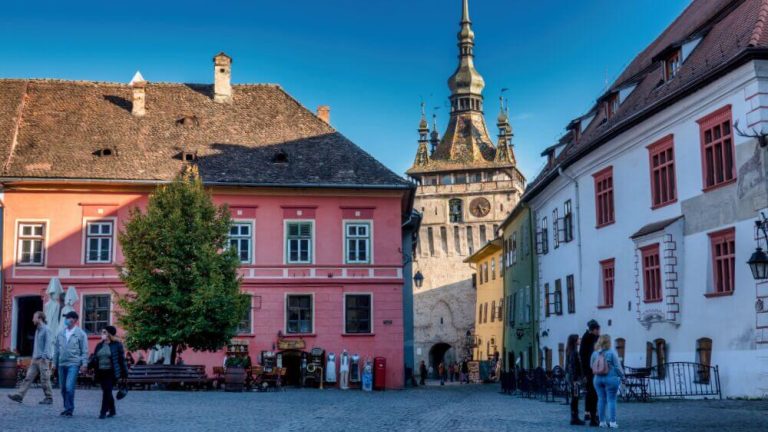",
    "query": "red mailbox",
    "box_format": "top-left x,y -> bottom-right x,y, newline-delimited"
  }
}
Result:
373,357 -> 386,390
